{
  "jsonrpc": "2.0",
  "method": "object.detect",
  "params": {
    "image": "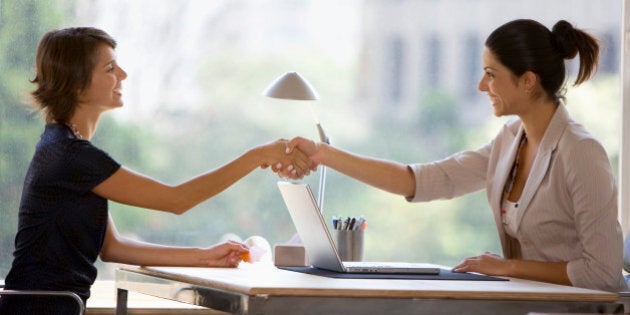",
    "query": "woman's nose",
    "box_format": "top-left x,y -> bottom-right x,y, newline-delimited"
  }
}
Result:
477,76 -> 487,92
117,66 -> 128,80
